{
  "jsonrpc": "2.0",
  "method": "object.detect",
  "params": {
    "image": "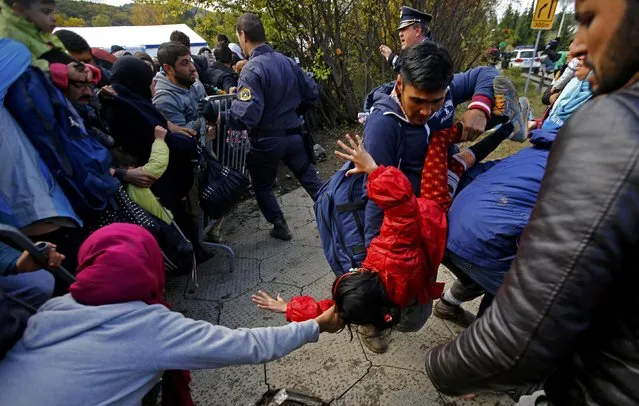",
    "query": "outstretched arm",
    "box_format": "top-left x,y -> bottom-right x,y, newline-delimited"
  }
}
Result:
334,134 -> 378,176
